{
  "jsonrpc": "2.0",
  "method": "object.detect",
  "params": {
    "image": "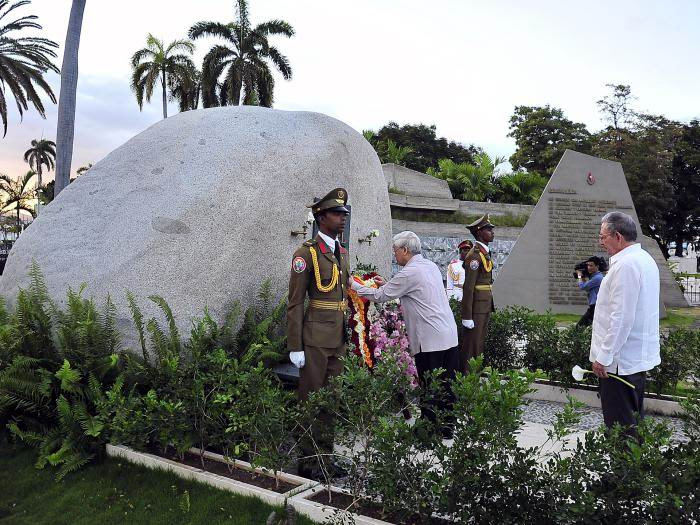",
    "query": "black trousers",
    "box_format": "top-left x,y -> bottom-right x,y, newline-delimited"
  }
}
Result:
599,370 -> 646,430
577,304 -> 596,327
414,346 -> 459,429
